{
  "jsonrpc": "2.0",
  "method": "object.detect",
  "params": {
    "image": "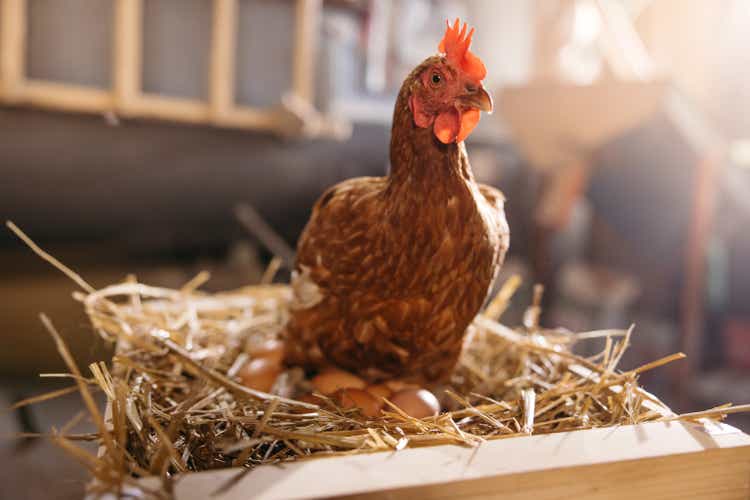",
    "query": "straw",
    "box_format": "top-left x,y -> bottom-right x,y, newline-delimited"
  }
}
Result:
7,222 -> 750,498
